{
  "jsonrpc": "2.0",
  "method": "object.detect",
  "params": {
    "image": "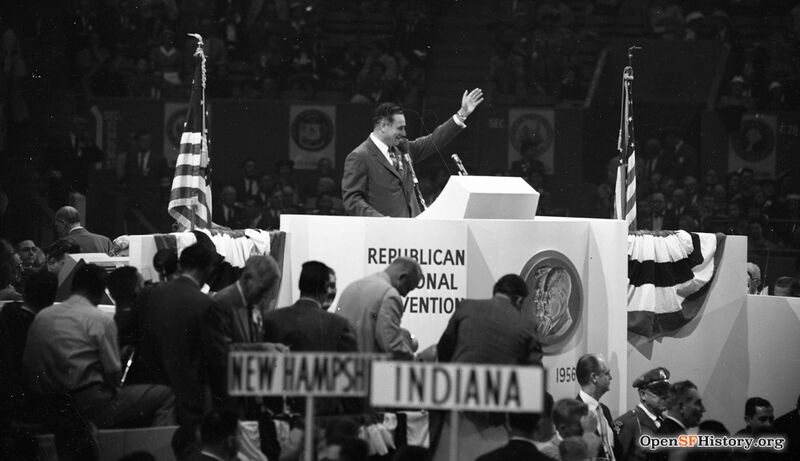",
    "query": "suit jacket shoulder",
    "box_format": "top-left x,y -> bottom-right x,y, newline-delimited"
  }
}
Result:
476,440 -> 550,461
